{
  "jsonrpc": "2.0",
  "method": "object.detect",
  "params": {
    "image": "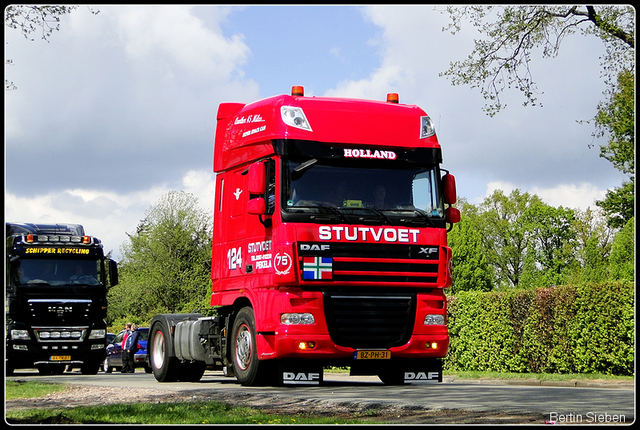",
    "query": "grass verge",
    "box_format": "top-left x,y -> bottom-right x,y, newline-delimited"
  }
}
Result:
5,381 -> 372,424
